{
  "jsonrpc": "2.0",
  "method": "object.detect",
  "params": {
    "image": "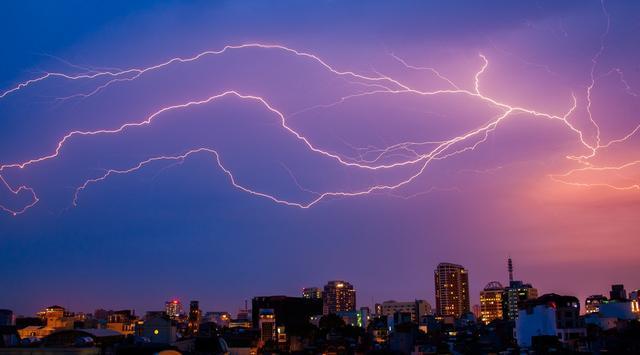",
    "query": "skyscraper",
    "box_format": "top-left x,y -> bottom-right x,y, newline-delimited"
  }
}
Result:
479,281 -> 504,324
434,263 -> 470,318
323,280 -> 356,315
